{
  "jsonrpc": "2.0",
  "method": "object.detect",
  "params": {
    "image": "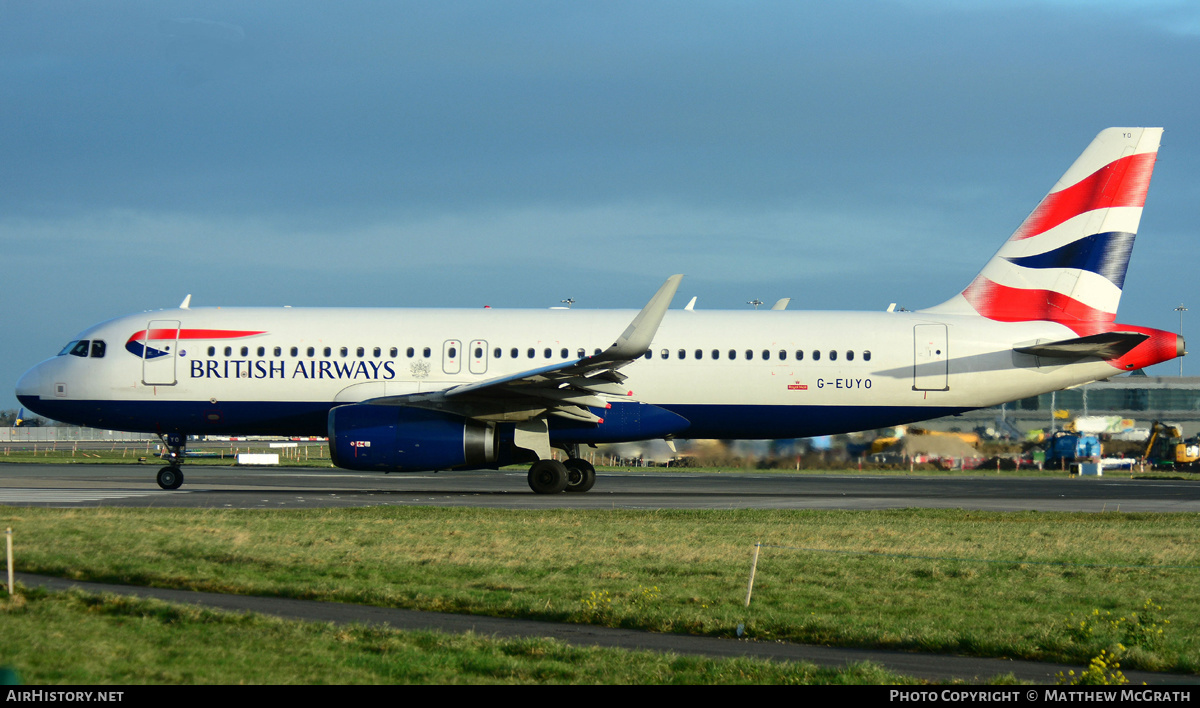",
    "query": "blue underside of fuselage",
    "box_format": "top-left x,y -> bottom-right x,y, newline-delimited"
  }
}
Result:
17,395 -> 971,441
